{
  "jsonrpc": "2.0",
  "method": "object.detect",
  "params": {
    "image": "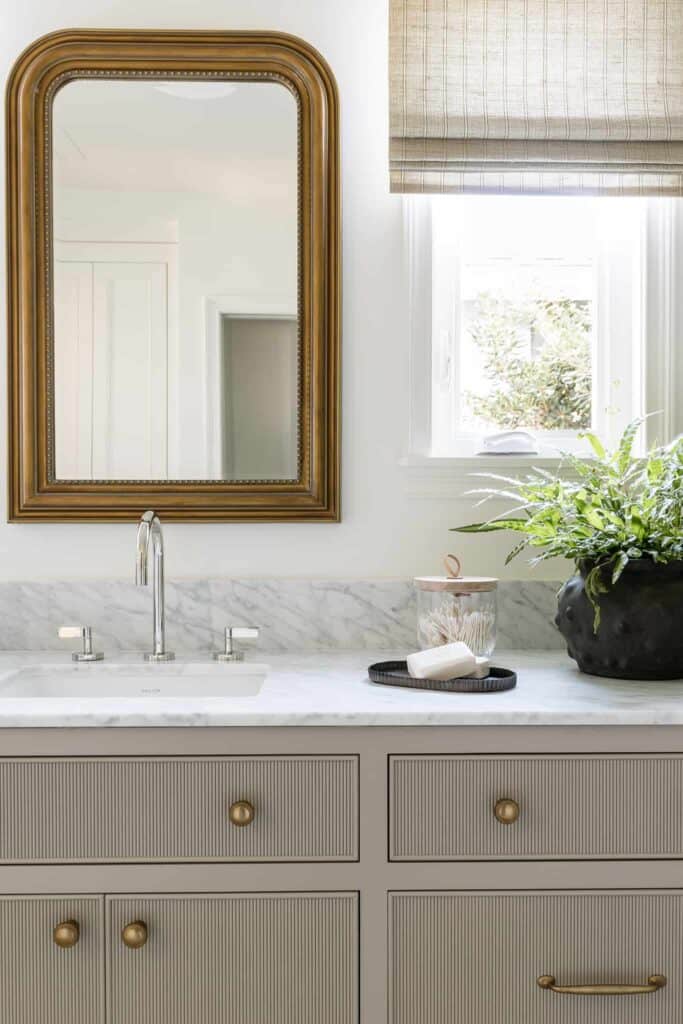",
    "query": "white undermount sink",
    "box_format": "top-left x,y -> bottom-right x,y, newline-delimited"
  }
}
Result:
0,661 -> 268,699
